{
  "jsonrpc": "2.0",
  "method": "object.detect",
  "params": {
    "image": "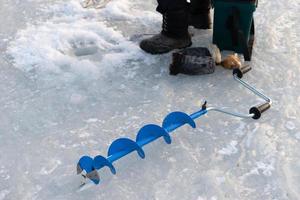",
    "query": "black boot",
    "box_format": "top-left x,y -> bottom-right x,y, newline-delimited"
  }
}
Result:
140,9 -> 191,54
189,0 -> 212,29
